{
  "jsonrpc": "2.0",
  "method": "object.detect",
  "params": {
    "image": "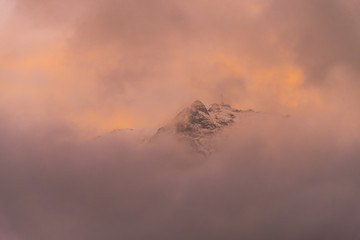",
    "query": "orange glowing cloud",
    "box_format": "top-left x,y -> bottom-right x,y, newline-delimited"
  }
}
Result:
1,0 -> 359,135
